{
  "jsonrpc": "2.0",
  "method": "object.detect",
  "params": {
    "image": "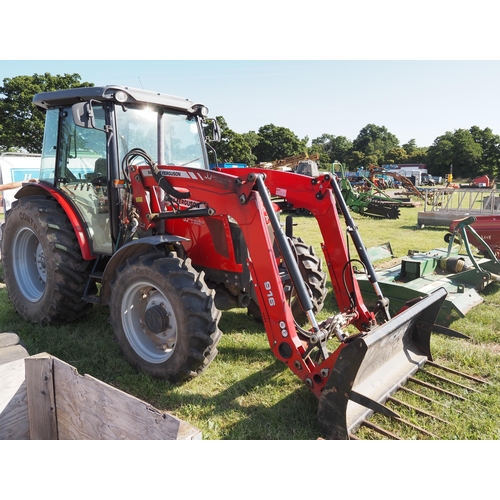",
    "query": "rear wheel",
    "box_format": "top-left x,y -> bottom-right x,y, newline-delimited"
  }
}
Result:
108,251 -> 222,382
2,197 -> 94,324
248,236 -> 328,325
